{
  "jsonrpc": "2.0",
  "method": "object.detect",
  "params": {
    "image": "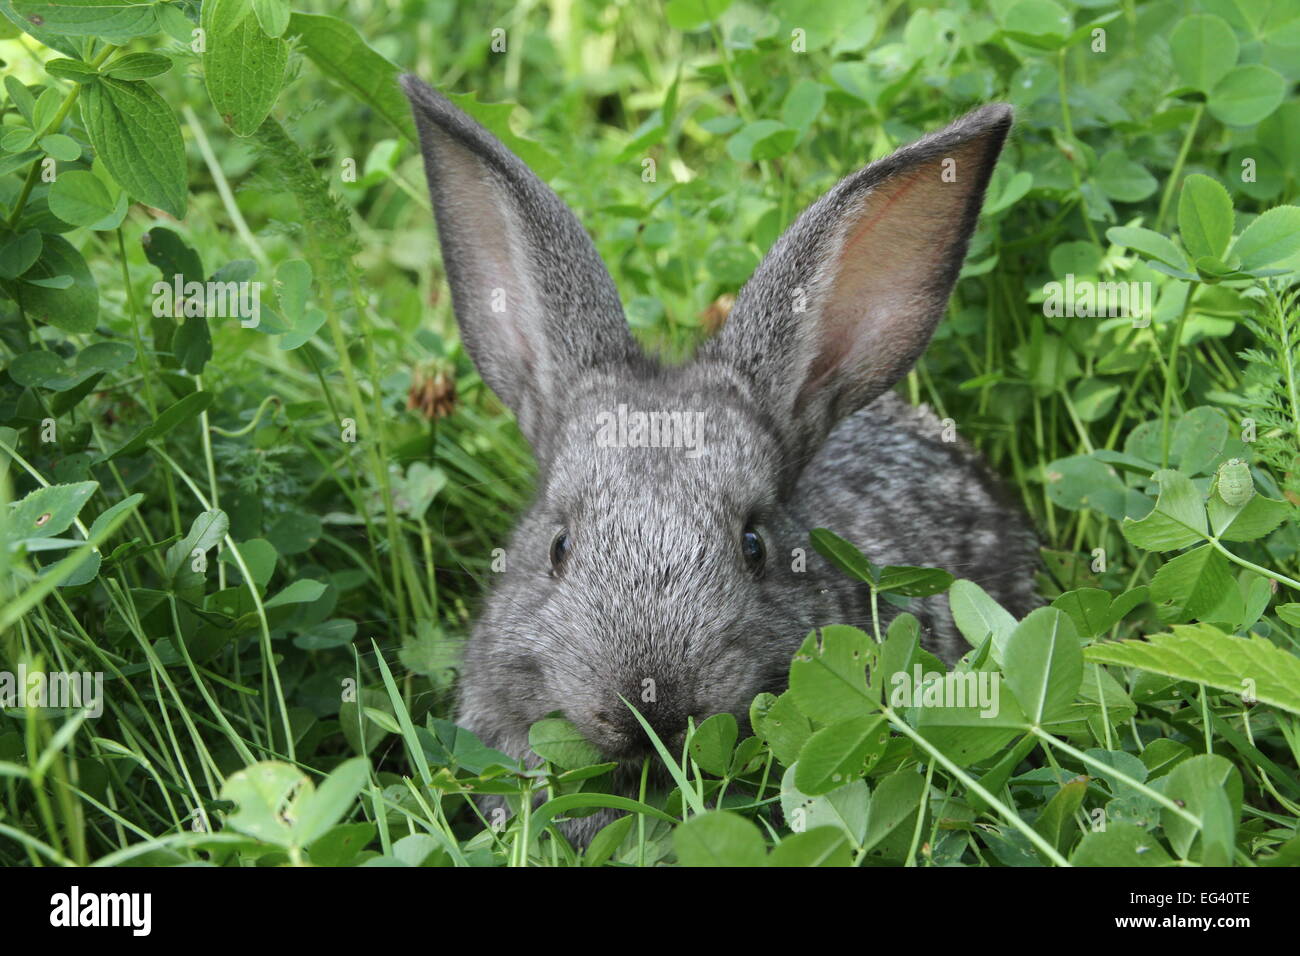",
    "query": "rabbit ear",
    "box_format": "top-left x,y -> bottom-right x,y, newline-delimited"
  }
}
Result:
700,104 -> 1012,468
401,76 -> 641,445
